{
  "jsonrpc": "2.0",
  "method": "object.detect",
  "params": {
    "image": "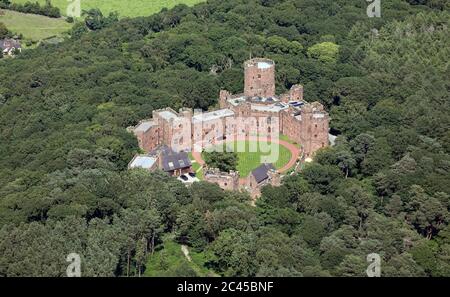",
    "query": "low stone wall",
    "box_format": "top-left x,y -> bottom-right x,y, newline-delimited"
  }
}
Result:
203,168 -> 240,191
